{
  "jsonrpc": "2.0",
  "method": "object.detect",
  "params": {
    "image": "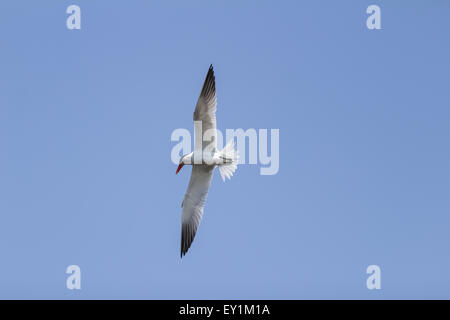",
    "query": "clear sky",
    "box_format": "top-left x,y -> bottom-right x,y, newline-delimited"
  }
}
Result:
0,1 -> 449,299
